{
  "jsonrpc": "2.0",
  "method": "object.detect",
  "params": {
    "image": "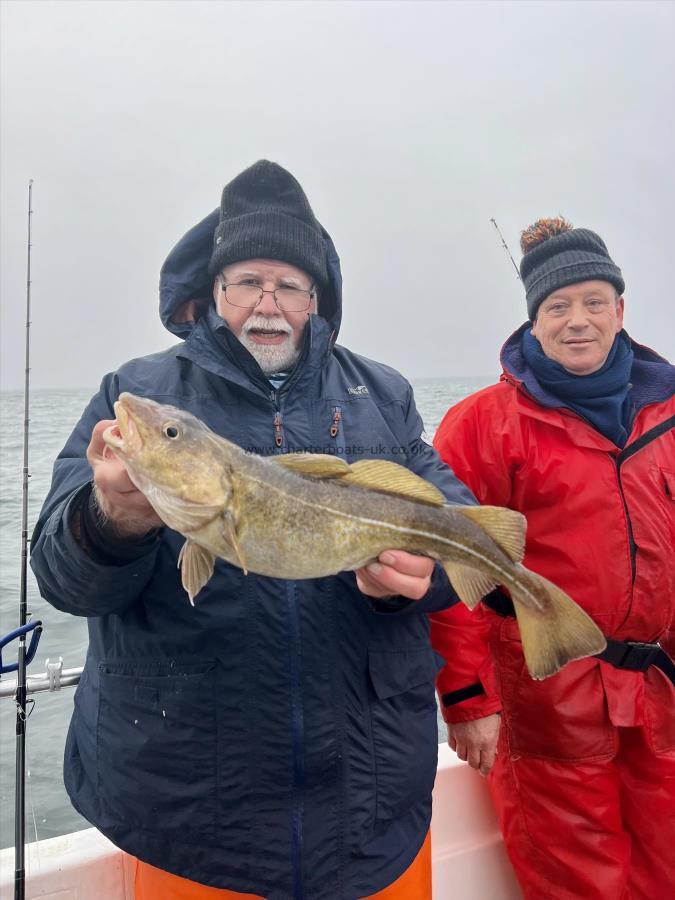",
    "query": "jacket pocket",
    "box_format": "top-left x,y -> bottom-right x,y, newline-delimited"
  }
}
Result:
493,628 -> 616,761
367,645 -> 444,822
97,659 -> 217,843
